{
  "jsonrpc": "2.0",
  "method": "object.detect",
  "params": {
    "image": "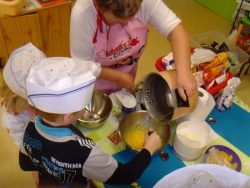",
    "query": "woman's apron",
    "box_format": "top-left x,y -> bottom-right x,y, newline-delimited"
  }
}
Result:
93,13 -> 148,94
